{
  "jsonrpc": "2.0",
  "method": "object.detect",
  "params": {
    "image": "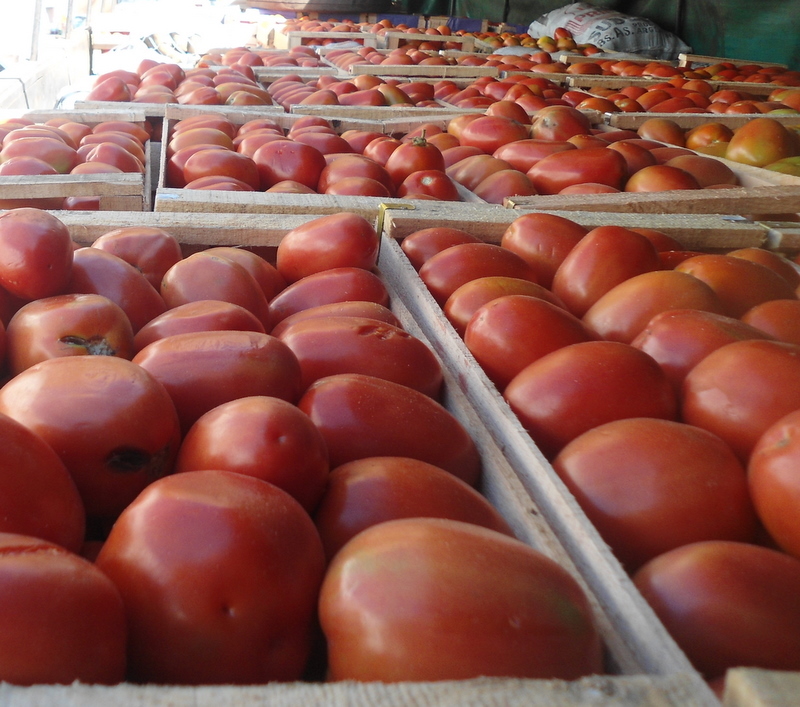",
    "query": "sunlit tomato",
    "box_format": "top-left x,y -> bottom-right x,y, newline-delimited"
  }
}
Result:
66,248 -> 167,334
675,254 -> 798,318
527,147 -> 627,195
553,418 -> 757,572
175,396 -> 328,514
741,299 -> 800,345
491,139 -> 576,173
91,226 -> 183,291
0,208 -> 73,301
384,135 -> 445,188
0,533 -> 126,685
633,541 -> 800,680
277,315 -> 443,398
182,148 -> 260,190
298,373 -> 480,485
727,247 -> 800,289
0,355 -> 180,521
266,179 -> 316,194
269,267 -> 390,326
399,227 -> 481,270
725,117 -> 797,167
0,136 -> 79,174
457,115 -> 530,155
551,226 -> 661,318
276,212 -> 379,285
235,130 -> 287,160
623,164 -> 701,192
504,340 -> 678,459
419,242 -> 539,305
5,293 -> 134,375
529,105 -> 593,141
582,270 -> 725,344
201,247 -> 285,302
465,295 -> 594,391
82,142 -> 144,173
314,457 -> 512,561
682,339 -> 800,462
252,140 -> 327,190
160,250 -> 270,329
167,127 -> 233,157
0,155 -> 59,176
96,470 -> 325,684
133,330 -> 301,434
0,414 -> 85,552
317,154 -> 394,194
499,213 -> 587,289
339,130 -> 386,154
684,122 -> 734,153
319,517 -> 603,681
